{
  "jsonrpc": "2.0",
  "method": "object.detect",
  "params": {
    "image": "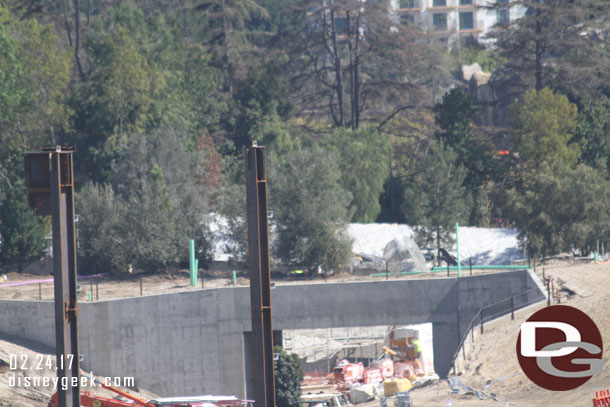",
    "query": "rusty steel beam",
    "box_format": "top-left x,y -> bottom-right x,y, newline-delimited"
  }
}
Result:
25,147 -> 80,407
245,143 -> 276,407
